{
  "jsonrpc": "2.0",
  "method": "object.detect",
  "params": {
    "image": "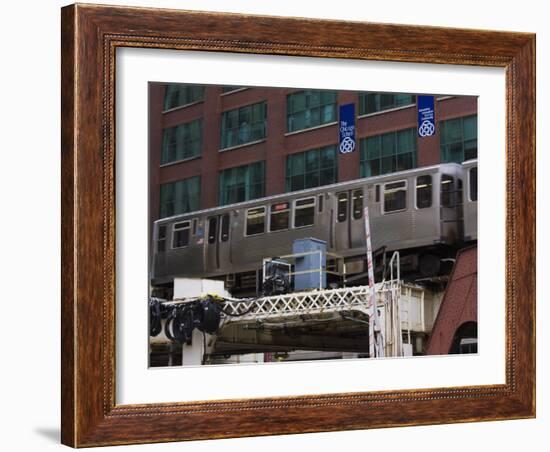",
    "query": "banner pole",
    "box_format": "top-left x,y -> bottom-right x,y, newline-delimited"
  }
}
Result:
364,206 -> 384,358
